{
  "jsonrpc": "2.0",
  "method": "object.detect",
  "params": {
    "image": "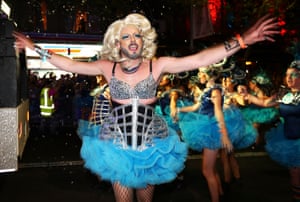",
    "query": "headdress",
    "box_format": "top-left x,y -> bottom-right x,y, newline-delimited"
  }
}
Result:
289,60 -> 300,70
251,71 -> 272,86
189,75 -> 199,85
198,58 -> 228,78
200,58 -> 246,83
221,60 -> 246,83
176,71 -> 189,79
